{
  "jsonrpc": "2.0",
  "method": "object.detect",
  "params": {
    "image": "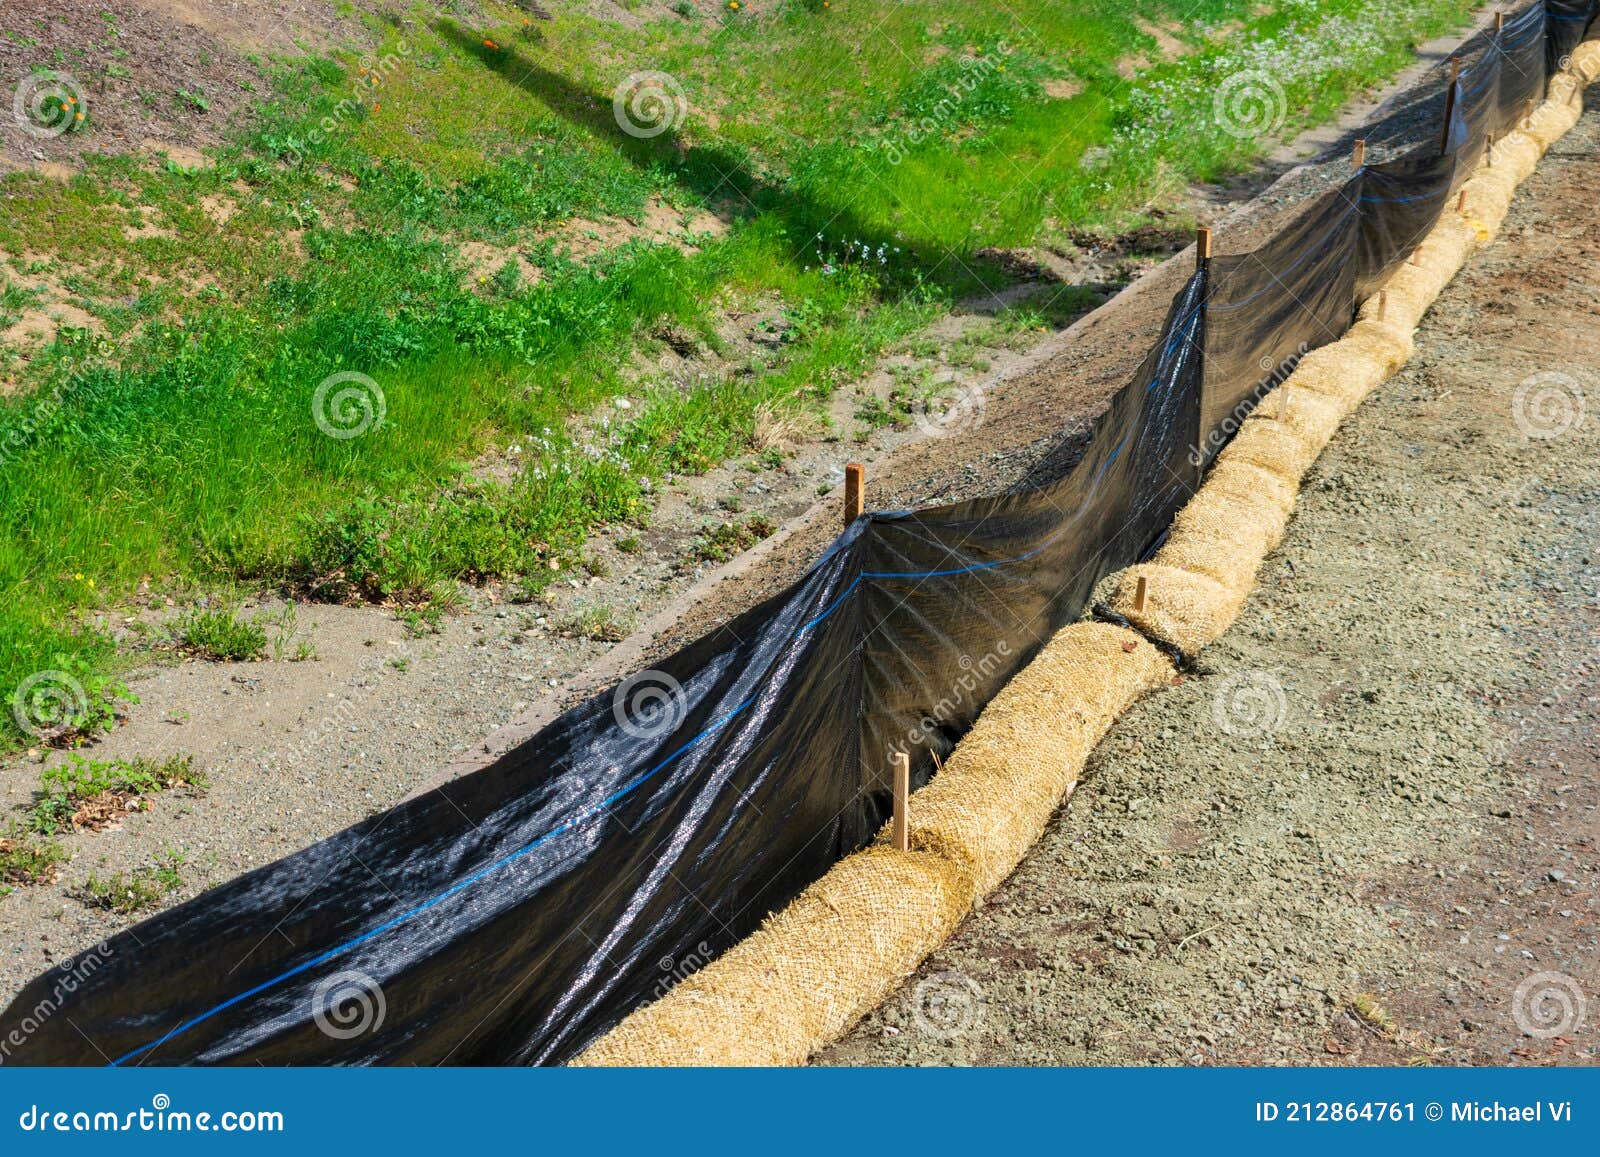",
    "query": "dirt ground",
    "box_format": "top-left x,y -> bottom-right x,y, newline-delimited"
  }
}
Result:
820,102 -> 1600,1068
0,1 -> 357,172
